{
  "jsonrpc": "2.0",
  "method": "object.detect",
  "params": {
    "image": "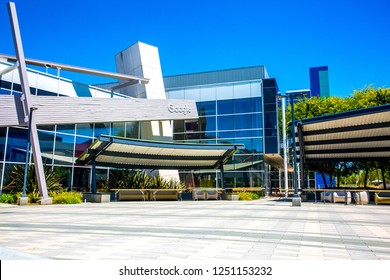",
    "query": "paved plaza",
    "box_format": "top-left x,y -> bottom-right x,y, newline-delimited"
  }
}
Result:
1,199 -> 389,260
